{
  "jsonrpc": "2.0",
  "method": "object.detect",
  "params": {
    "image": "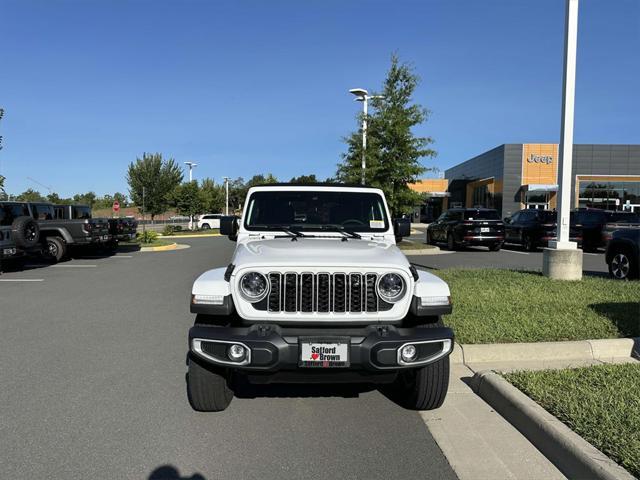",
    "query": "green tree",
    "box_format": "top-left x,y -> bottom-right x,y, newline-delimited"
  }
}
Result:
336,55 -> 436,216
126,153 -> 183,220
289,174 -> 318,184
73,191 -> 97,207
198,178 -> 225,213
113,192 -> 128,207
16,188 -> 47,202
171,181 -> 203,219
0,175 -> 5,196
